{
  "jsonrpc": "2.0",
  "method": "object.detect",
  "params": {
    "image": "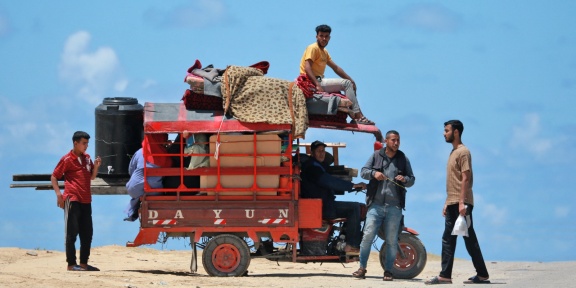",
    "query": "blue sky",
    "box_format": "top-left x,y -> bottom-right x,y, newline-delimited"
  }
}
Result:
1,1 -> 575,262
